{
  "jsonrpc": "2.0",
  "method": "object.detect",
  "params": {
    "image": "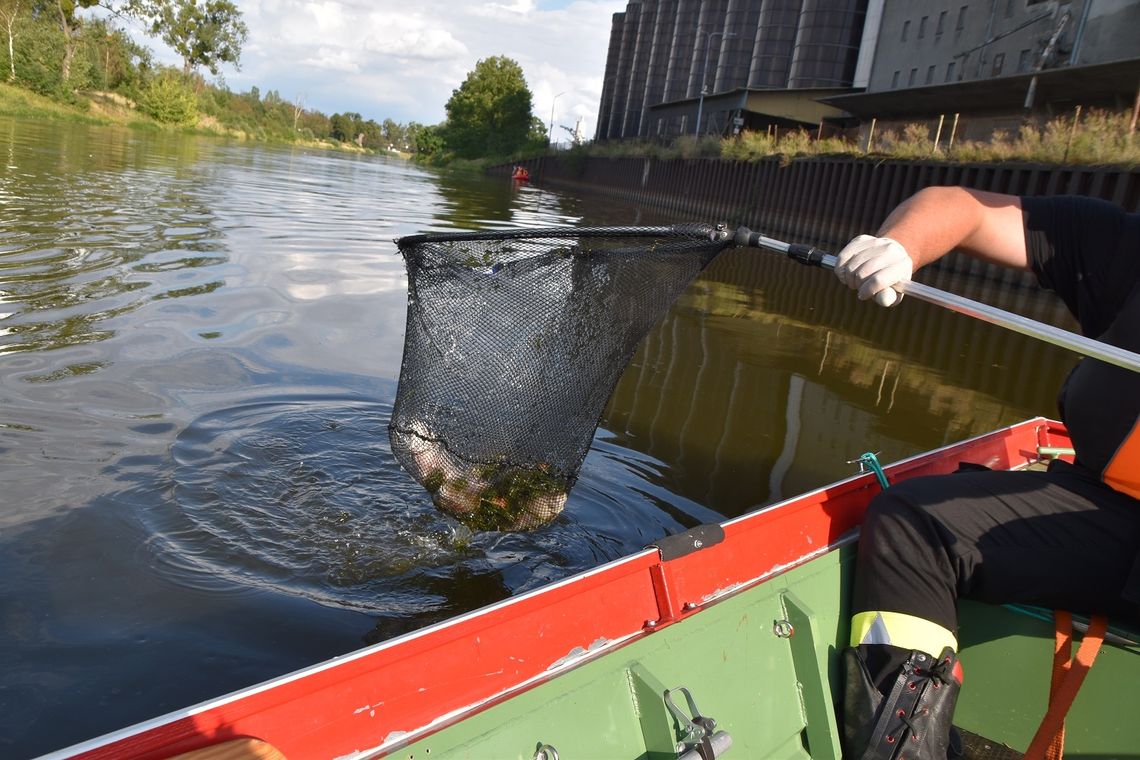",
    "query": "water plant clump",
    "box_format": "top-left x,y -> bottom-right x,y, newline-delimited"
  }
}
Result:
436,463 -> 568,532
